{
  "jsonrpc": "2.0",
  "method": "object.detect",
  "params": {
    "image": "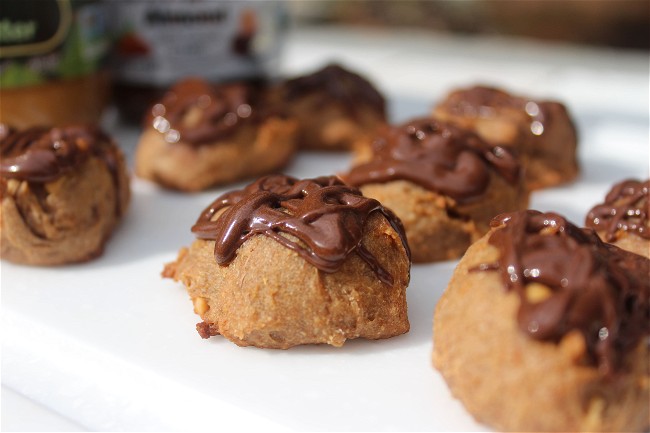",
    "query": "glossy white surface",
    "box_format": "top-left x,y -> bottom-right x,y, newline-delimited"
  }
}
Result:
2,27 -> 649,431
1,386 -> 85,432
